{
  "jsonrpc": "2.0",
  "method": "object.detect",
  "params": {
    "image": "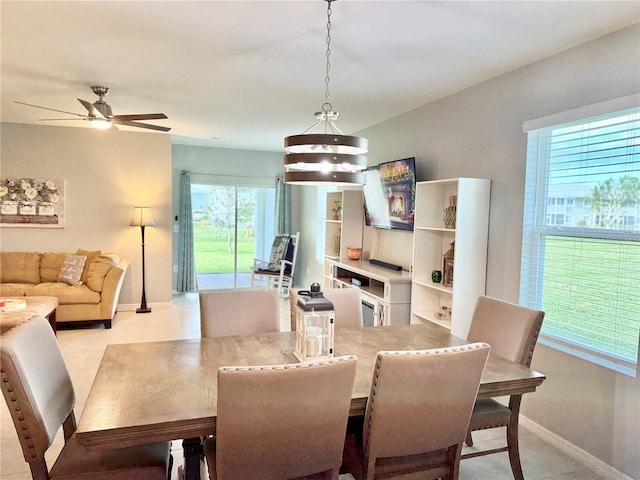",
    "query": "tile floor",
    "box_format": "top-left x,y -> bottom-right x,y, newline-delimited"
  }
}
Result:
0,292 -> 614,480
